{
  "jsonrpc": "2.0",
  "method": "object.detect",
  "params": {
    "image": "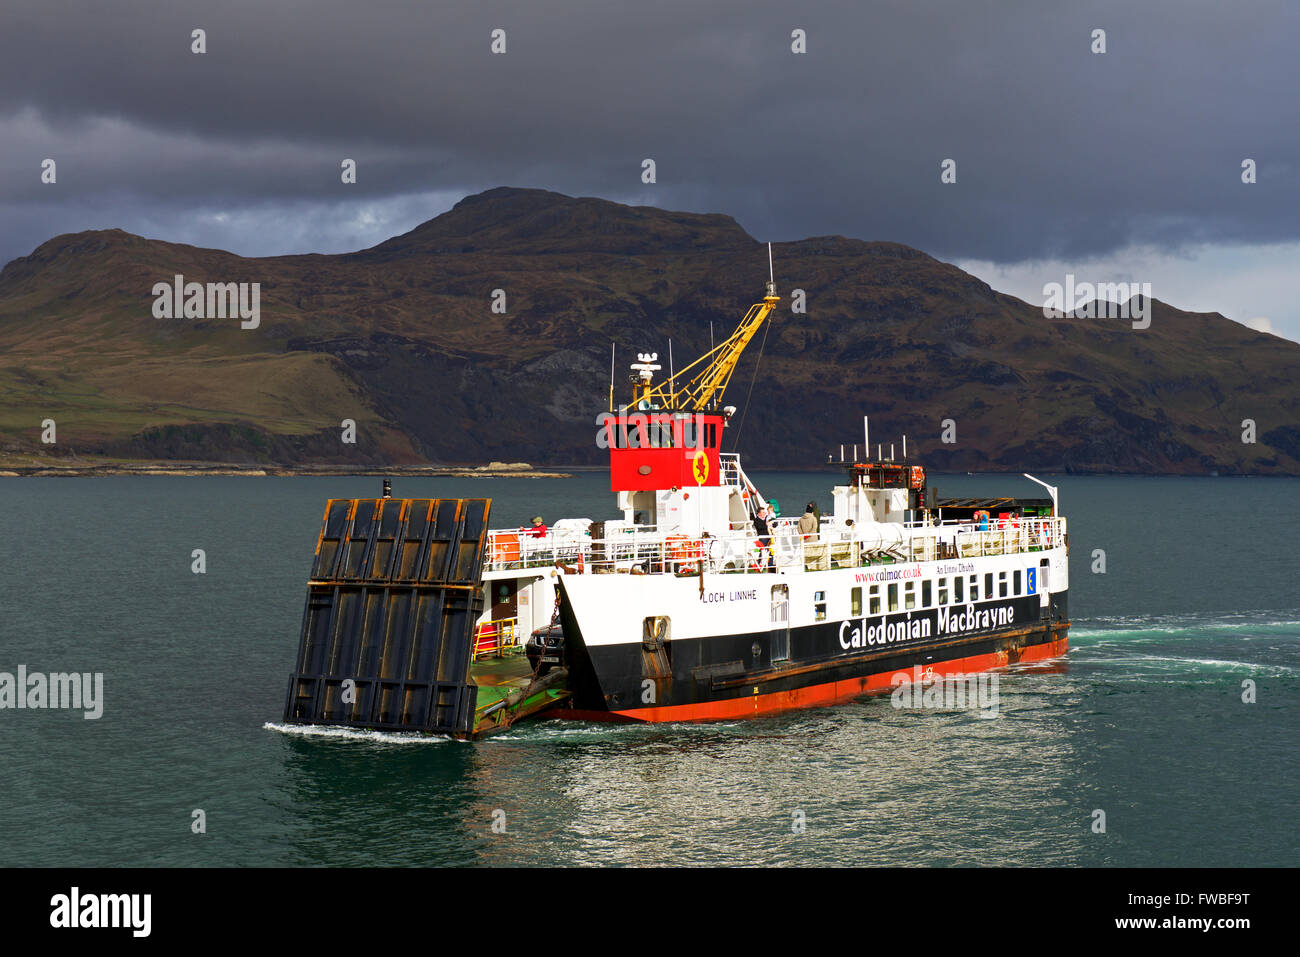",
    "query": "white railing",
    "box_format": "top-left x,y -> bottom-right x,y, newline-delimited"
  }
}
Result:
719,452 -> 743,488
484,516 -> 1065,576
